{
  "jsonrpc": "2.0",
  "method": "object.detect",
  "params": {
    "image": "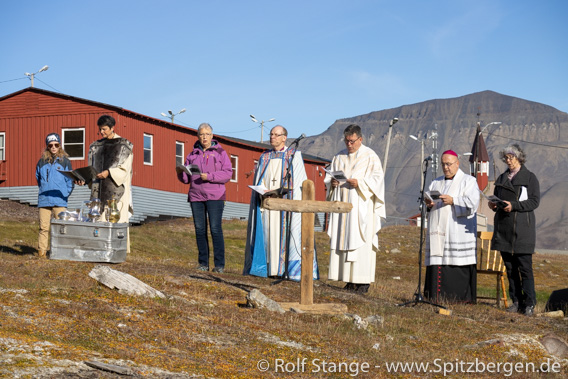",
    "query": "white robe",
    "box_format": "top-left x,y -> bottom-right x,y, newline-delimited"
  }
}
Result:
425,169 -> 479,266
325,145 -> 386,284
243,149 -> 318,280
107,148 -> 133,224
260,150 -> 306,276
